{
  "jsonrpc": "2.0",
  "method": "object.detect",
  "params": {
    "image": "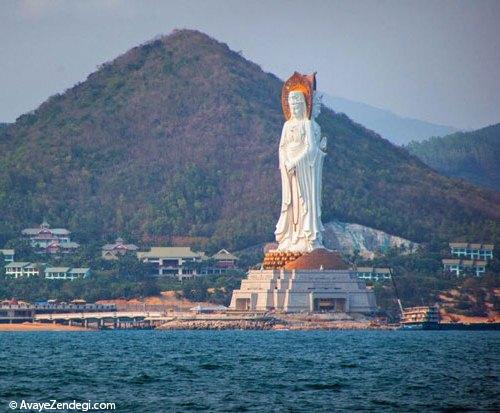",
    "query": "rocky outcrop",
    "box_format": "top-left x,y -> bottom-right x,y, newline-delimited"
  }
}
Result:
323,220 -> 418,259
157,313 -> 395,330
